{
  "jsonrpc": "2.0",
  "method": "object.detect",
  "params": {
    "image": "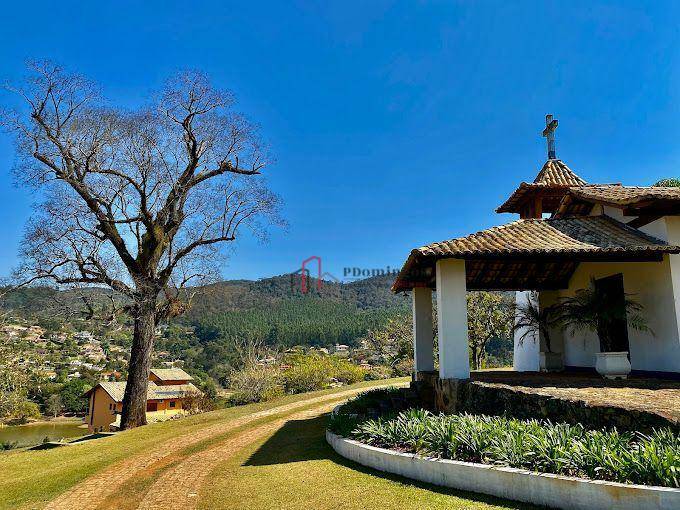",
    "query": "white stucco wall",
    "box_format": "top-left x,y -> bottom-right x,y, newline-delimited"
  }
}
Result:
599,205 -> 669,241
513,291 -> 540,371
545,257 -> 680,373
